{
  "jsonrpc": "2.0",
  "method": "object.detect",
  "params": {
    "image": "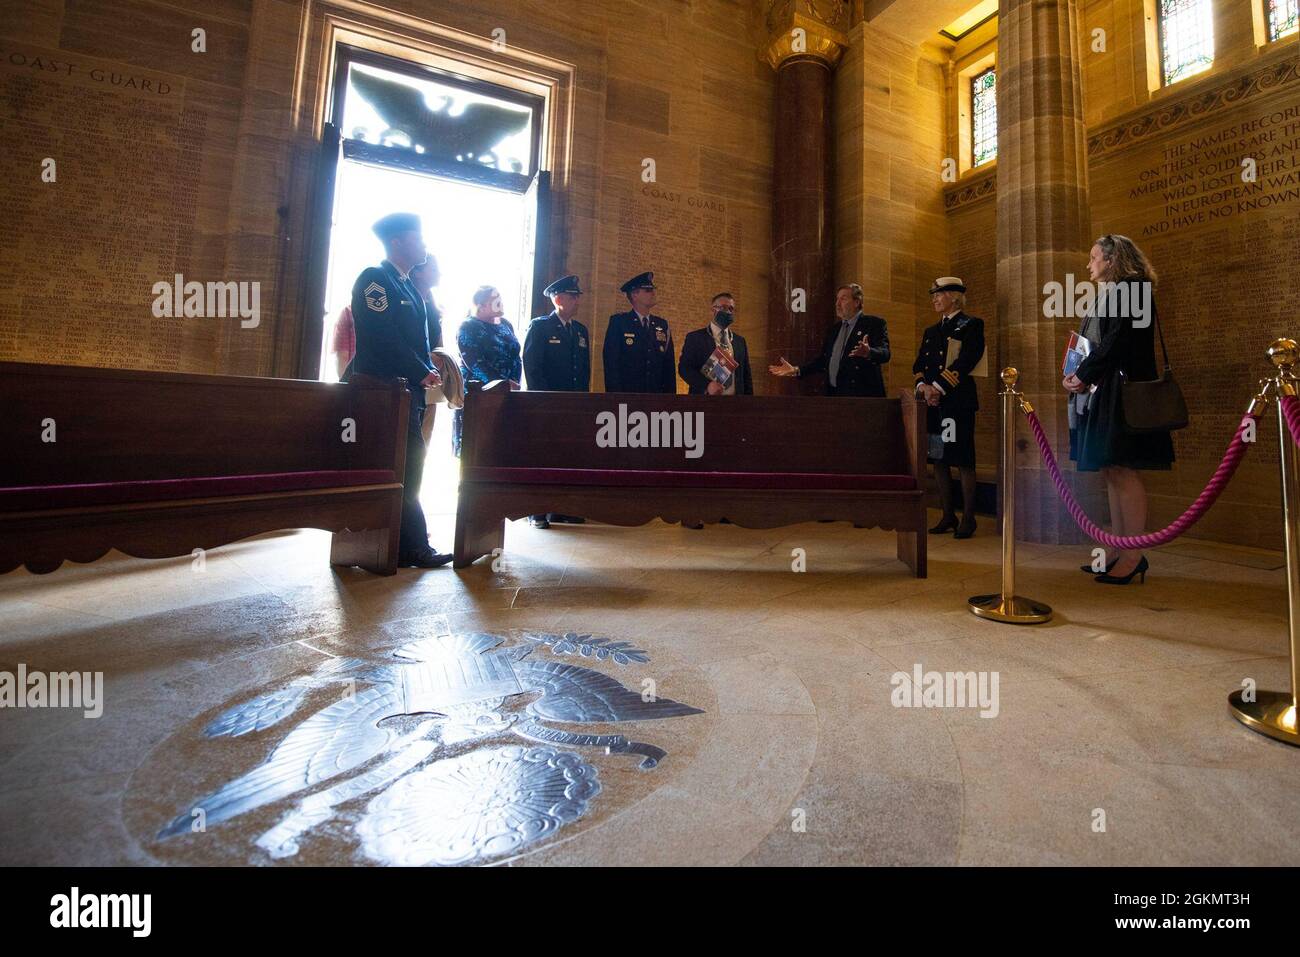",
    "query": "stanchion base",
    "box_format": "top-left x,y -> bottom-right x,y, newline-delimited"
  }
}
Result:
968,594 -> 1053,624
1228,690 -> 1300,746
